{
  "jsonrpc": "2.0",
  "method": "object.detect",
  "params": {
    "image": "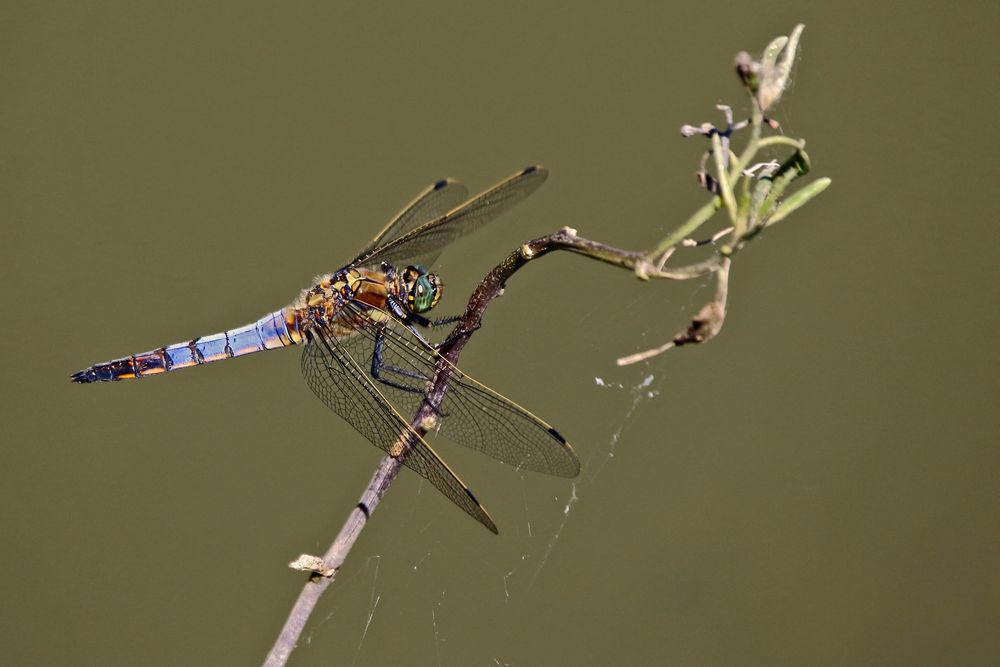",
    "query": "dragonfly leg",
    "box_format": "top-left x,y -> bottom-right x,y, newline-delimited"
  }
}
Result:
405,311 -> 460,329
431,314 -> 462,328
371,329 -> 431,395
386,299 -> 448,343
